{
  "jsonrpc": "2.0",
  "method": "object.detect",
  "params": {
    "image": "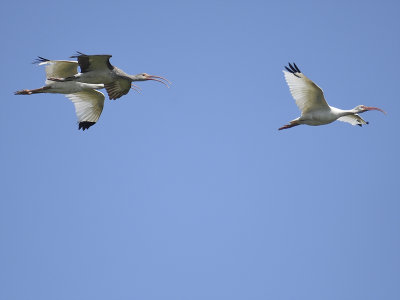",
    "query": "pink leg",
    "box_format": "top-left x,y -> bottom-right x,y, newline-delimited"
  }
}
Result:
14,86 -> 50,95
278,122 -> 300,130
